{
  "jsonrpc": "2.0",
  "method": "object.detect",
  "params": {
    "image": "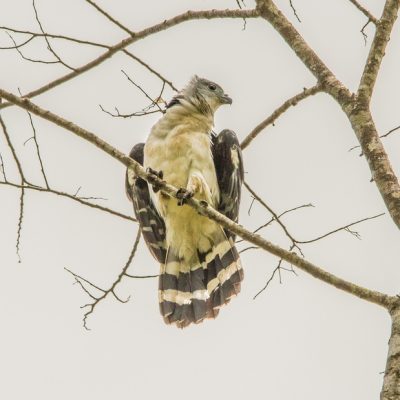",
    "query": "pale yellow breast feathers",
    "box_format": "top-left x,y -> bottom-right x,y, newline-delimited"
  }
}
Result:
143,105 -> 221,256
